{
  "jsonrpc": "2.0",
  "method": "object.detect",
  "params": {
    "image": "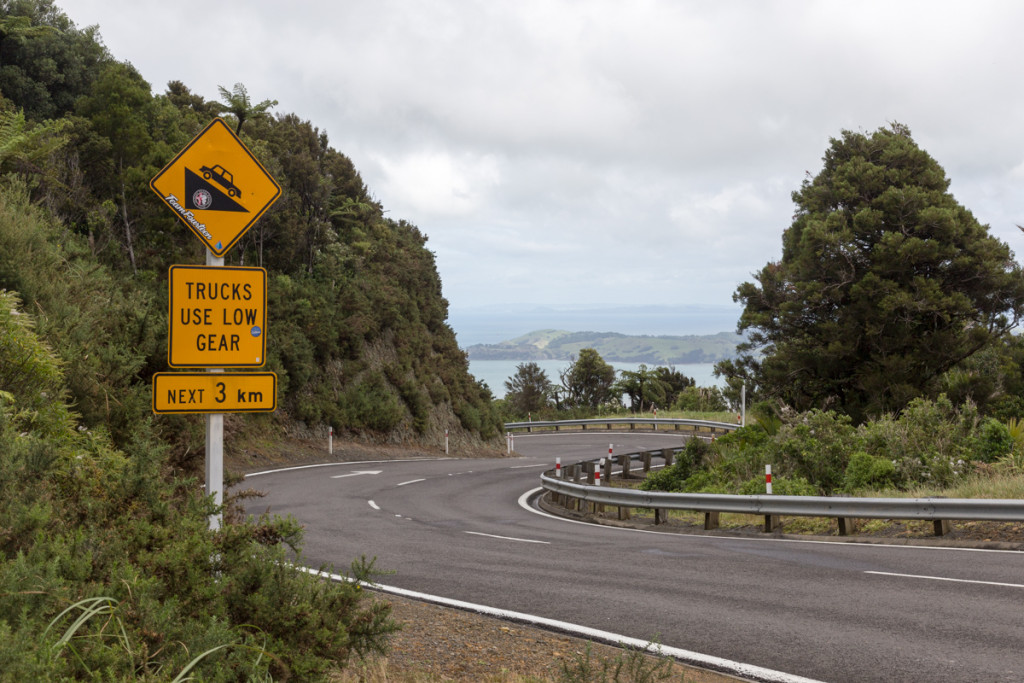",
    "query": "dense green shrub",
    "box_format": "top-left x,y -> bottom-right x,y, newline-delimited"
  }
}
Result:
859,396 -> 976,486
0,293 -> 397,681
842,451 -> 900,492
770,410 -> 860,494
341,371 -> 404,433
639,438 -> 710,492
975,417 -> 1014,463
